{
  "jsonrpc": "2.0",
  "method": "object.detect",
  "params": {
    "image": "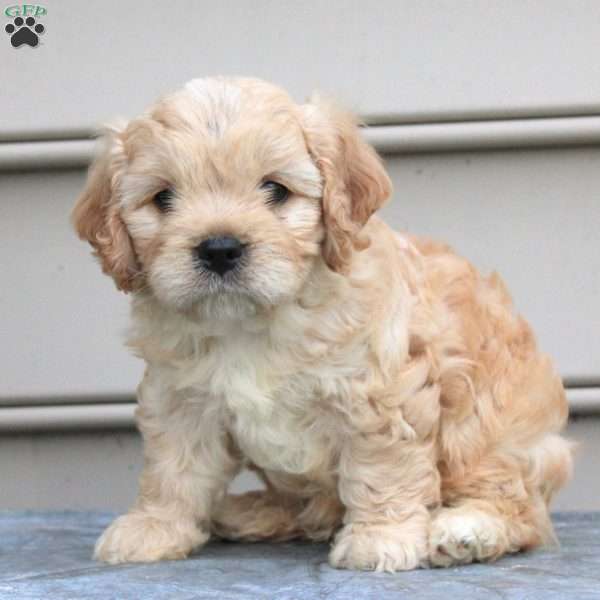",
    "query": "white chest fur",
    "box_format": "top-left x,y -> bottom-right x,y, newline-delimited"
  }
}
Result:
170,327 -> 342,476
235,346 -> 342,474
134,288 -> 384,479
